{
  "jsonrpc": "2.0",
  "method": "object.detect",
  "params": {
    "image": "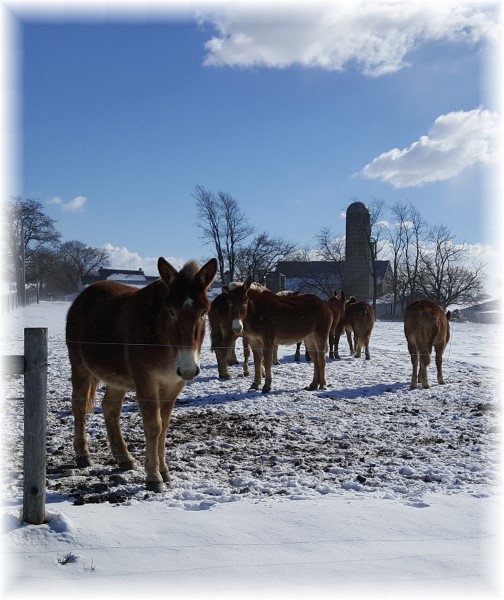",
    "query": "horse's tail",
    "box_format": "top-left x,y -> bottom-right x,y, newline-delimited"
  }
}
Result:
86,379 -> 98,414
